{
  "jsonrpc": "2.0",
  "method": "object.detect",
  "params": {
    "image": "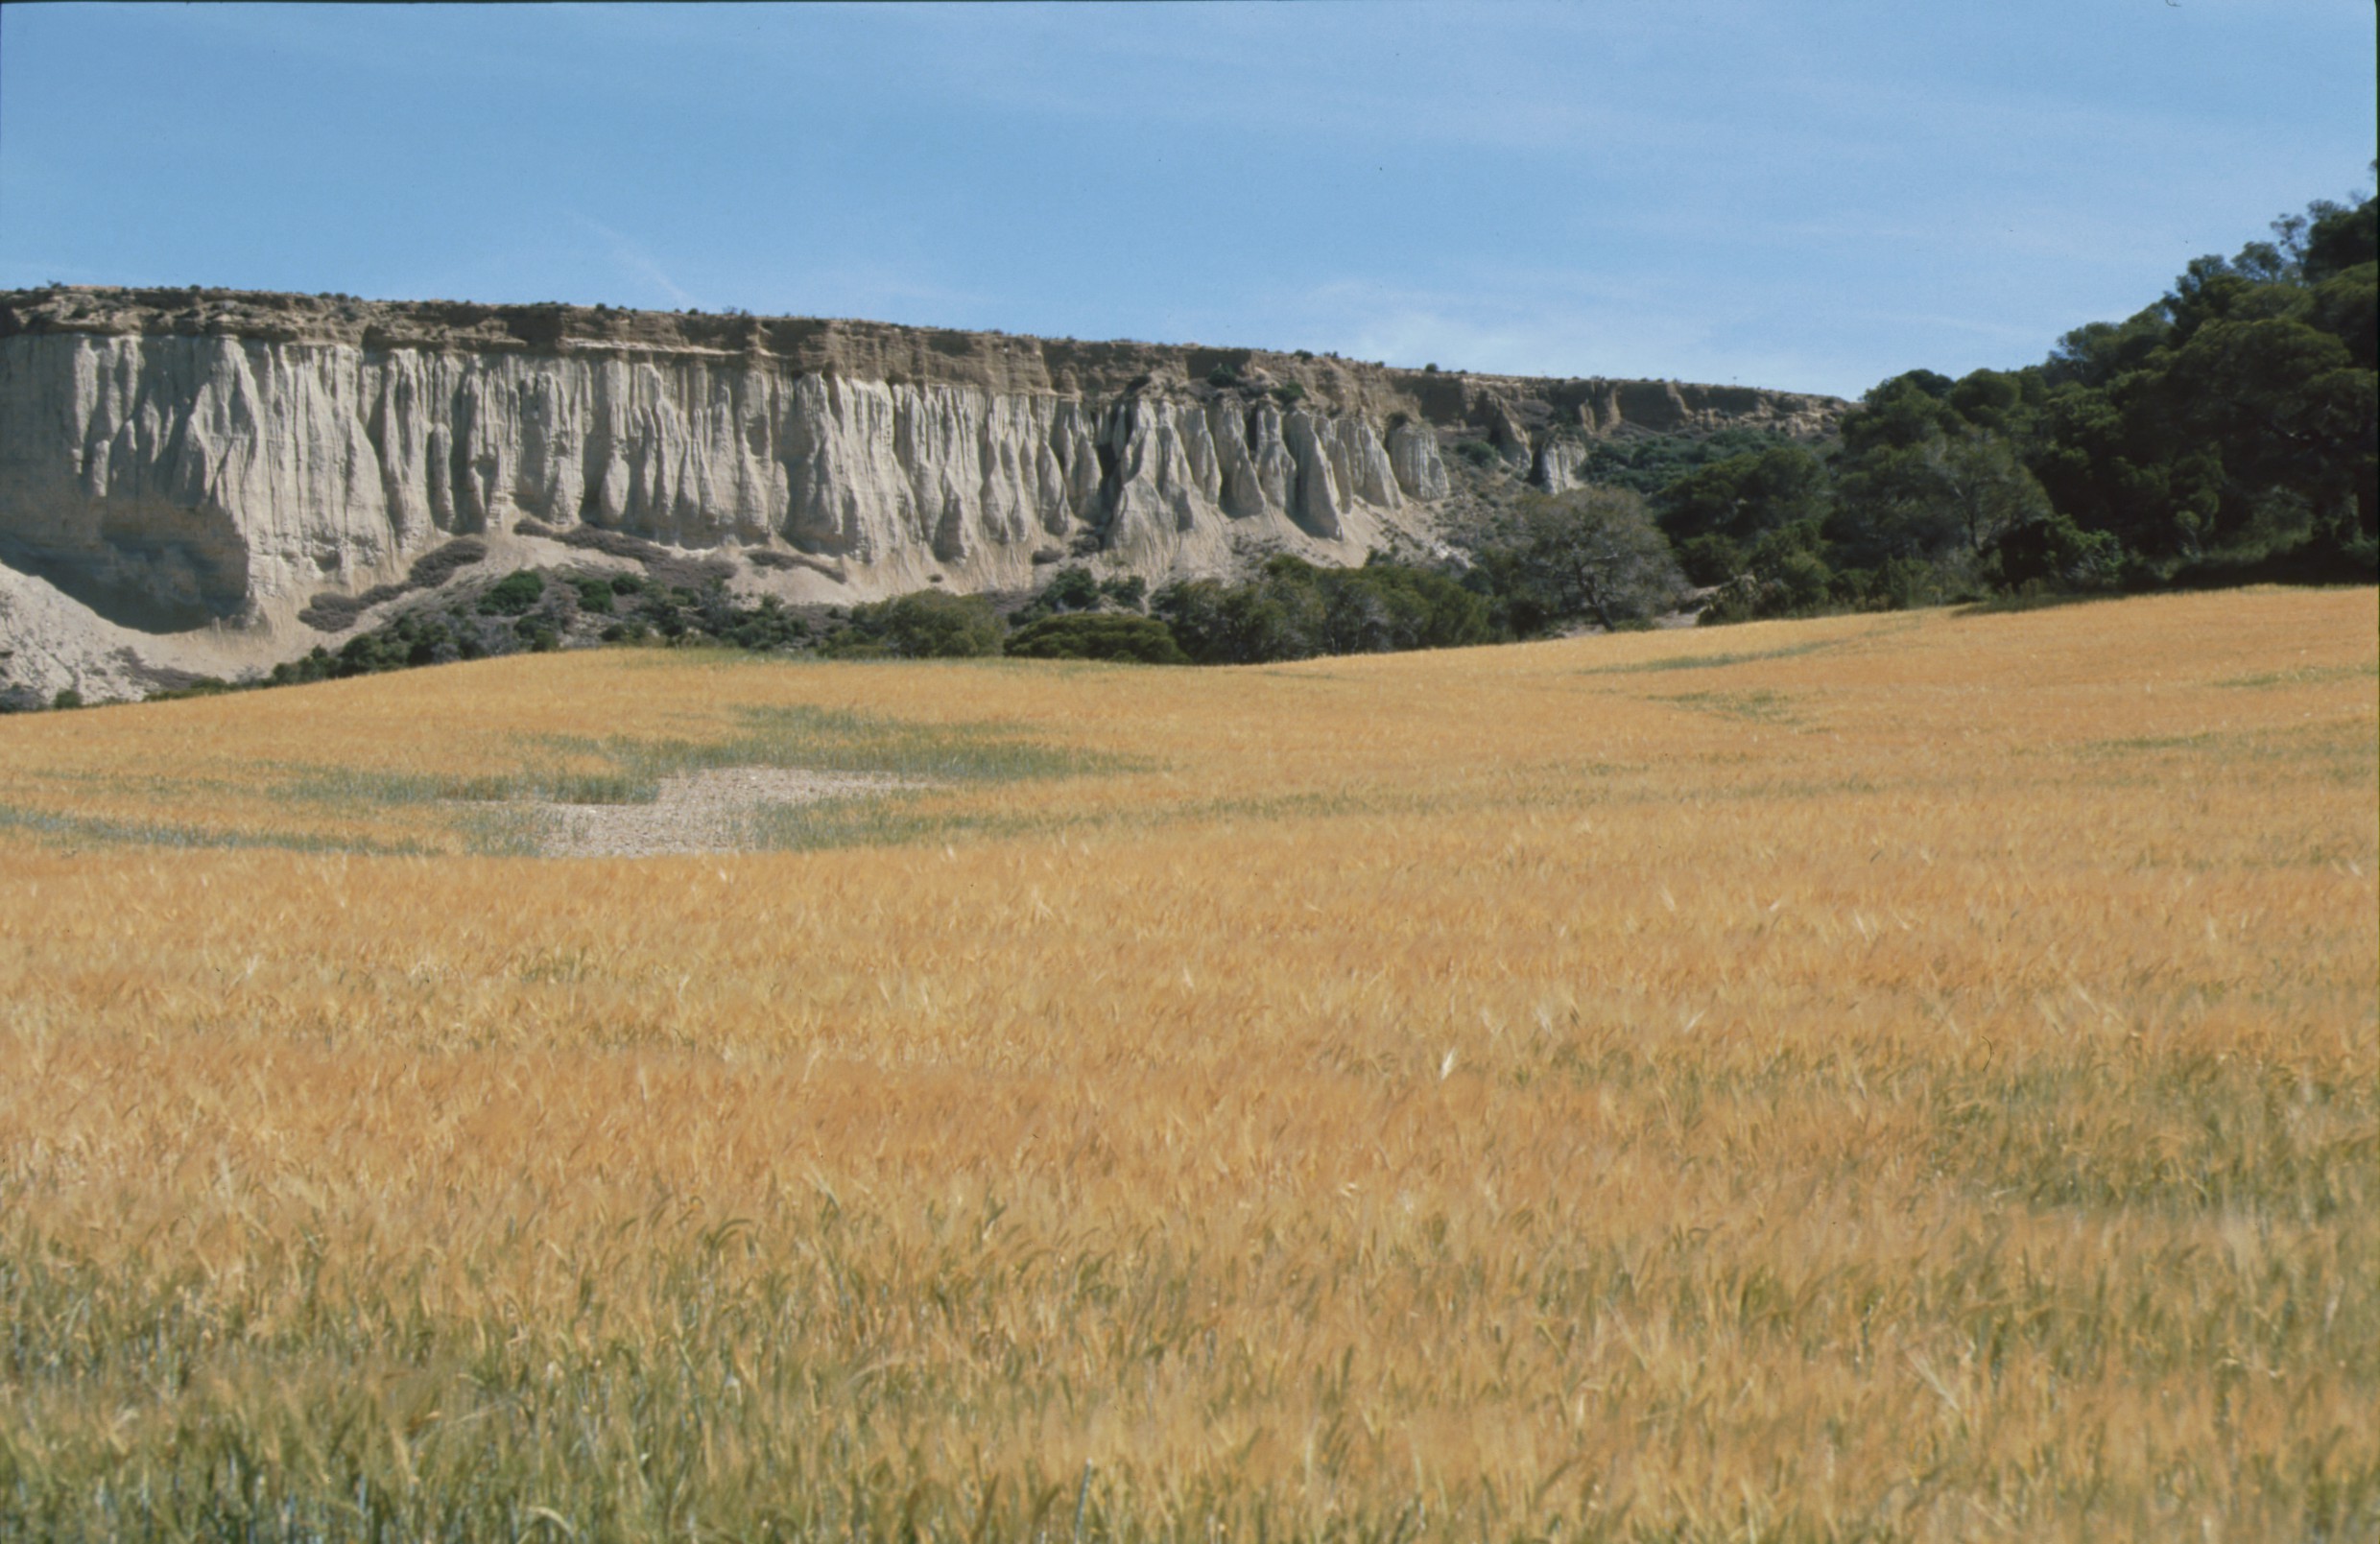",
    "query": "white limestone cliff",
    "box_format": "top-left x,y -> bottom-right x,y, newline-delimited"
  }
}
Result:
0,287 -> 1844,698
0,332 -> 1453,631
